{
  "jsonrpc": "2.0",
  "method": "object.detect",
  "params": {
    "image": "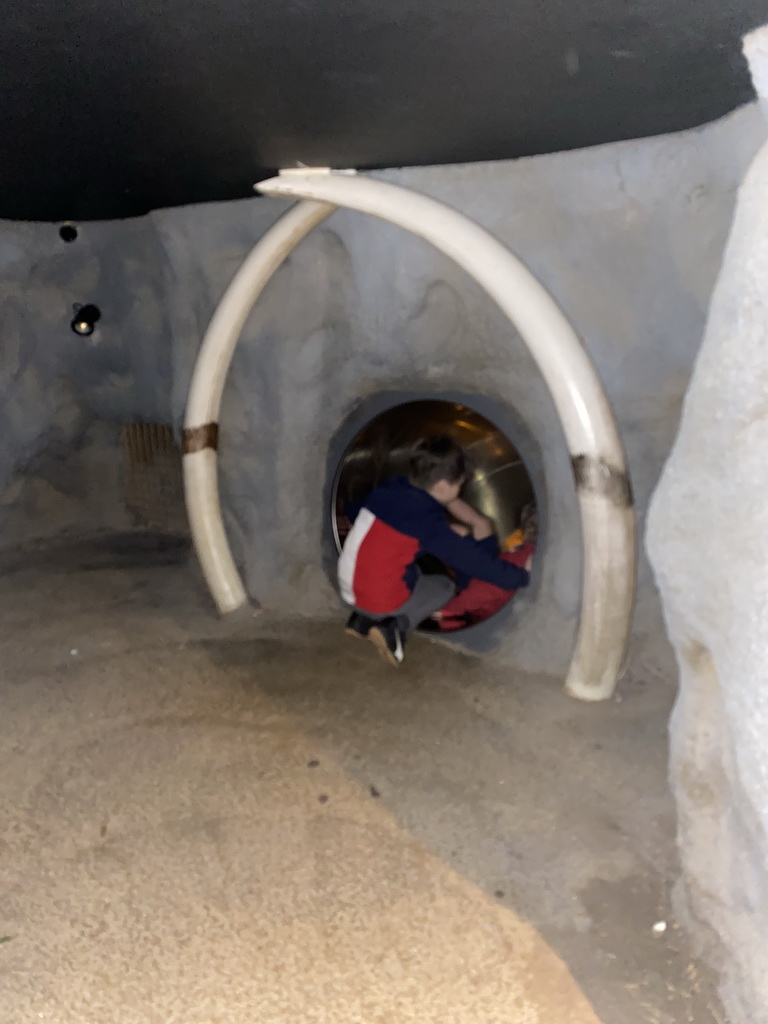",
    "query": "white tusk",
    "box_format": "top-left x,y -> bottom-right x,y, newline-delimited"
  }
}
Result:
182,199 -> 335,614
184,170 -> 635,699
